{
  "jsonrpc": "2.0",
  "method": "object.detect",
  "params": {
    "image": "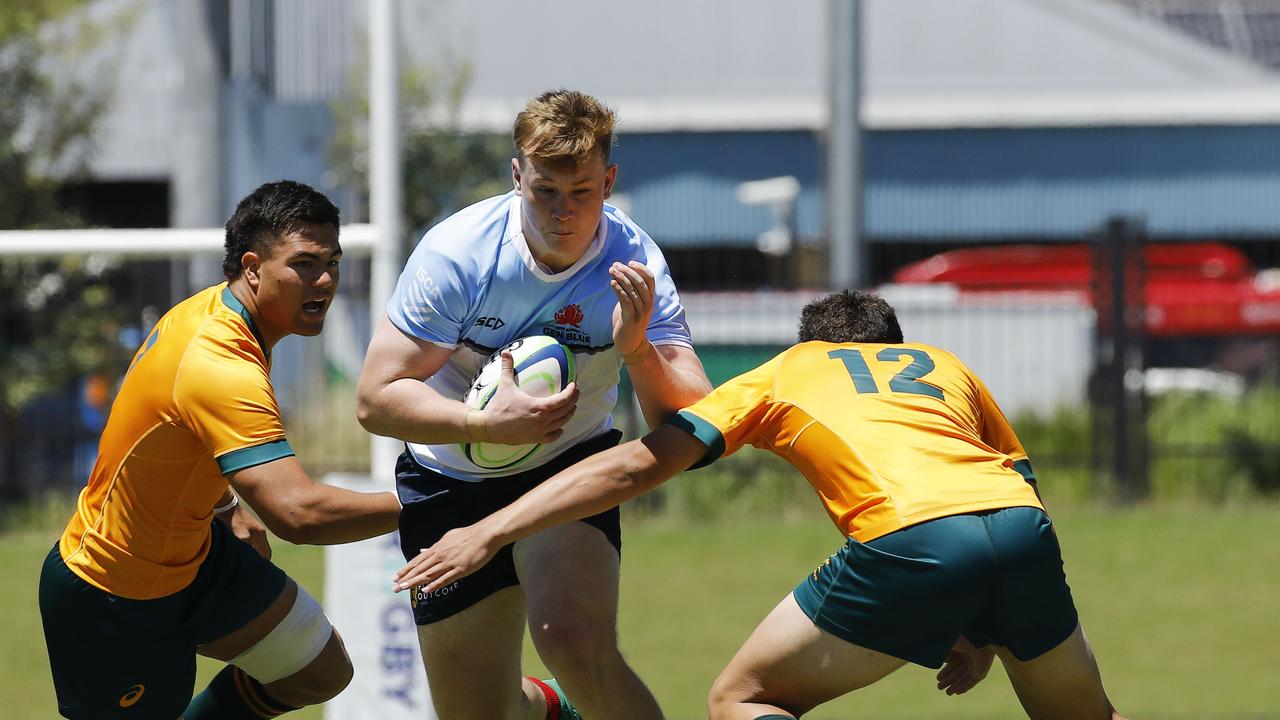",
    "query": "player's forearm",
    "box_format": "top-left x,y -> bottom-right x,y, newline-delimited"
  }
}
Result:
485,440 -> 663,546
357,377 -> 474,444
280,487 -> 401,545
627,345 -> 712,429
